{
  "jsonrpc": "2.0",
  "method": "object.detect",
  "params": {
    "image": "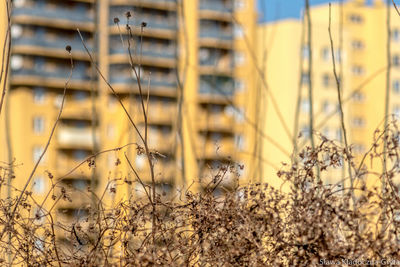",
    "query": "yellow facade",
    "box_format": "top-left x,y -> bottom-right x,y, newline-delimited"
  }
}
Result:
0,0 -> 257,245
257,0 -> 397,189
